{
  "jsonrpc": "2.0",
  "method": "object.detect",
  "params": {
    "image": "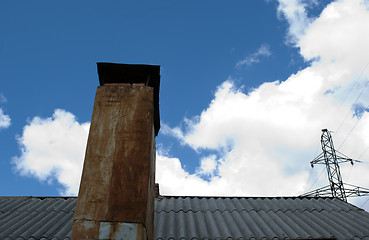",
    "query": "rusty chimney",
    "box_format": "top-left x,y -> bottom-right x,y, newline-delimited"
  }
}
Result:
71,63 -> 160,240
